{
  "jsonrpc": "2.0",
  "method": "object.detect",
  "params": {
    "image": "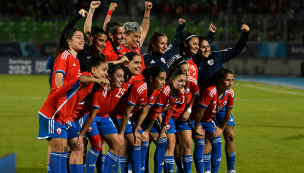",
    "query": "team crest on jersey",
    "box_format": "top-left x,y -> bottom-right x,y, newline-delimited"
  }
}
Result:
56,127 -> 62,134
223,100 -> 227,106
160,57 -> 166,64
166,124 -> 171,130
207,59 -> 214,66
186,88 -> 190,94
87,126 -> 93,132
139,127 -> 142,130
150,96 -> 155,101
